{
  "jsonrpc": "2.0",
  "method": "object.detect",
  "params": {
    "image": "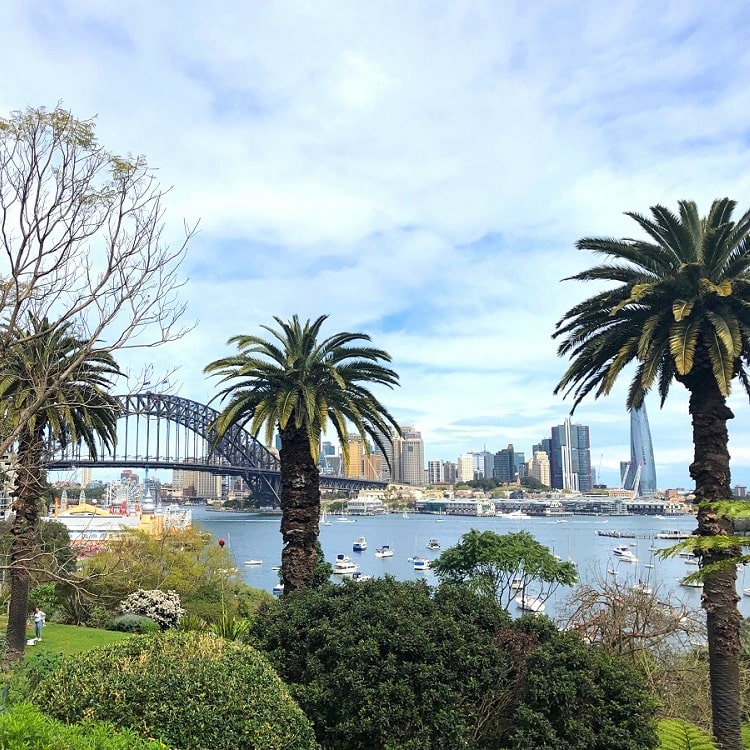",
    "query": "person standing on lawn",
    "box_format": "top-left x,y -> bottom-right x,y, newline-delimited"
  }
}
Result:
33,607 -> 45,640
